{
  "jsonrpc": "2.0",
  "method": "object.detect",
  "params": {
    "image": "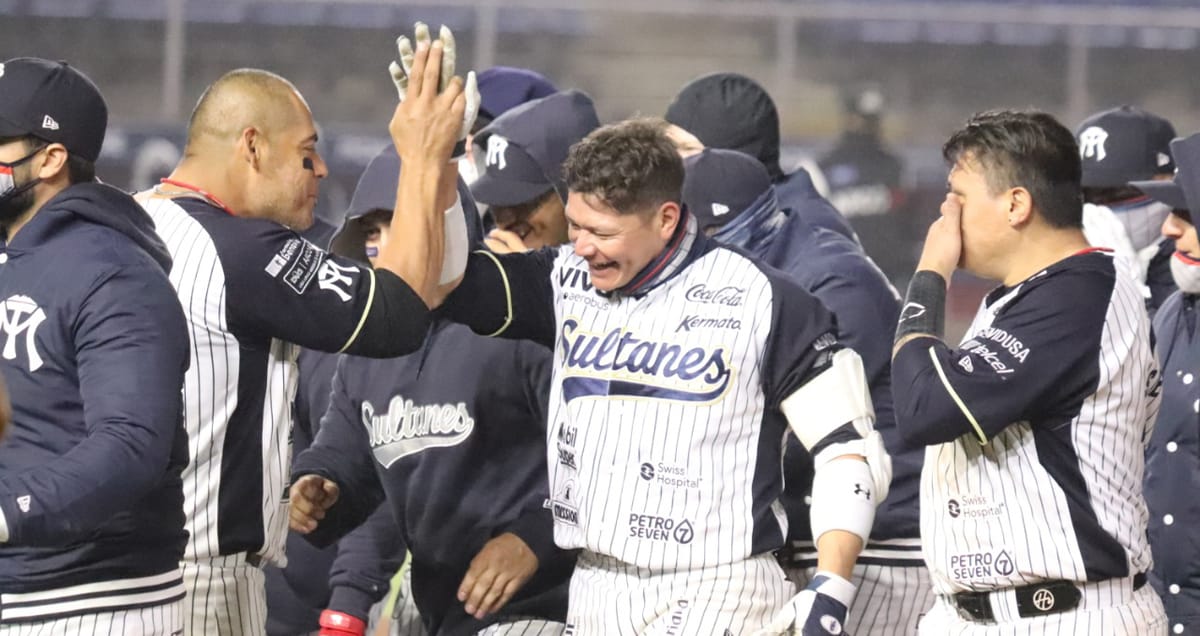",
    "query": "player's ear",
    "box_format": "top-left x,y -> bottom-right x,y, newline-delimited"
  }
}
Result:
239,126 -> 264,171
657,200 -> 681,240
1007,186 -> 1033,227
